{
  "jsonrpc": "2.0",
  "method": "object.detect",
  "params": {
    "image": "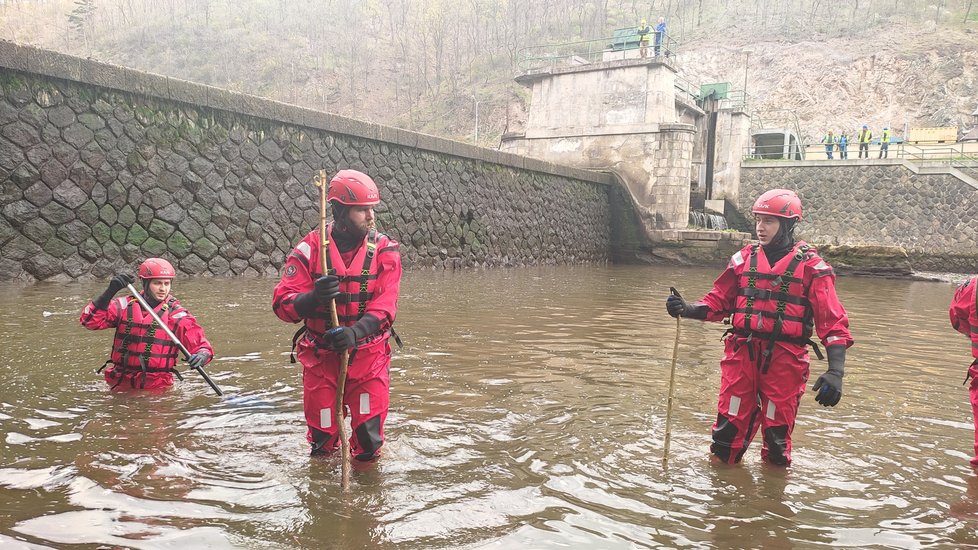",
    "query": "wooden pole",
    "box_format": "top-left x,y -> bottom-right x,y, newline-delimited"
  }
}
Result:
662,287 -> 682,467
315,170 -> 351,492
